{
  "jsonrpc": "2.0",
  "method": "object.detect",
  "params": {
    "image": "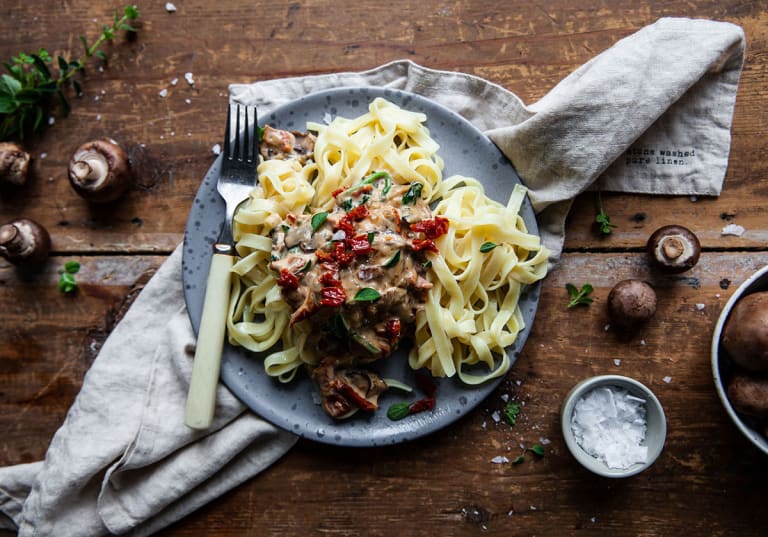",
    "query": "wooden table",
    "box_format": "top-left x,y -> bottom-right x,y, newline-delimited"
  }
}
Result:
2,1 -> 767,535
